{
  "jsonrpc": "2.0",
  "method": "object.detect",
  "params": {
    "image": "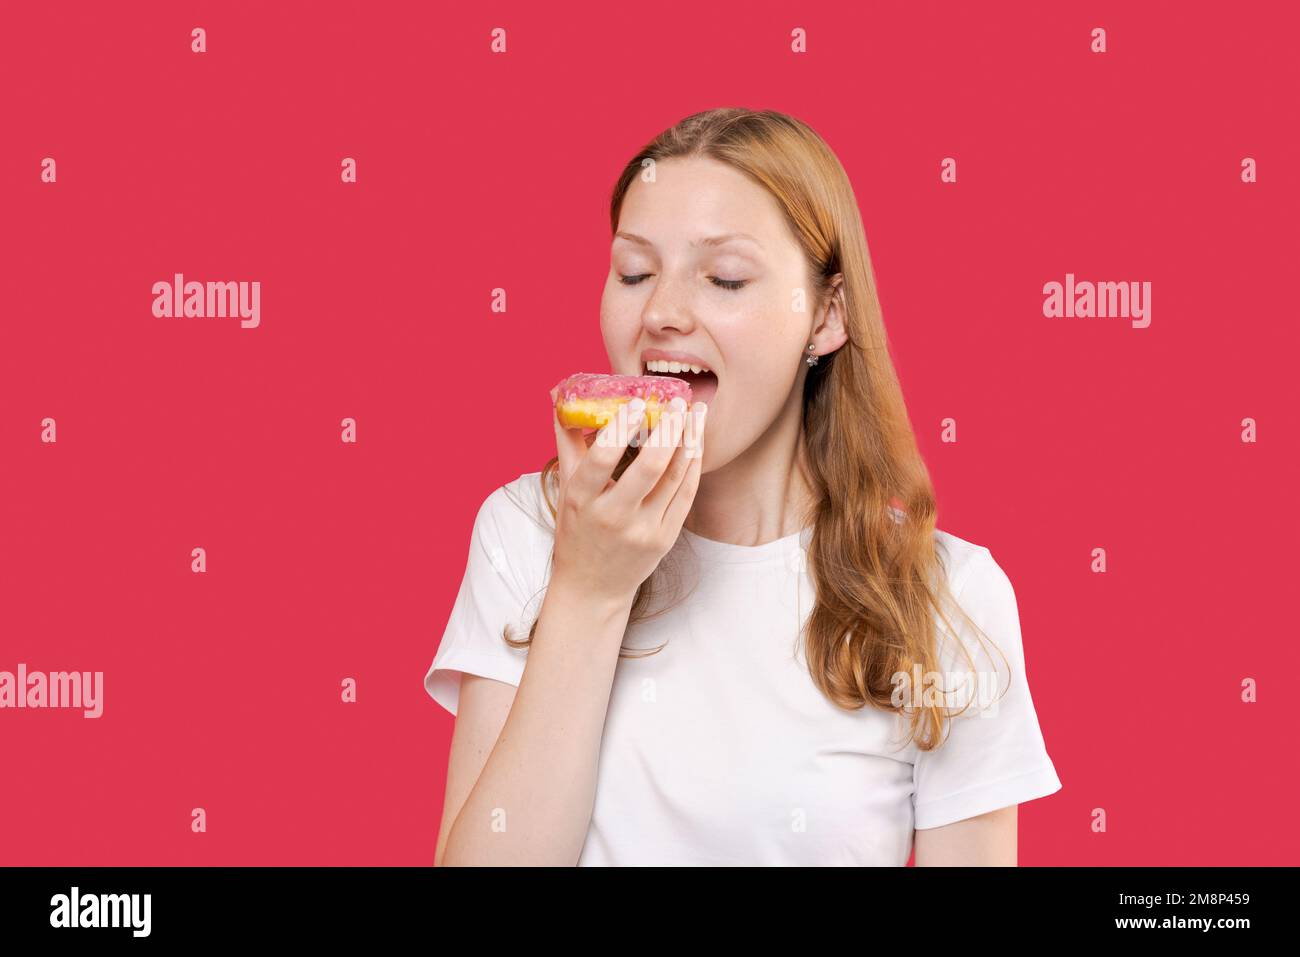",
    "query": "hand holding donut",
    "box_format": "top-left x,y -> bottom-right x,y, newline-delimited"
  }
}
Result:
550,373 -> 708,605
